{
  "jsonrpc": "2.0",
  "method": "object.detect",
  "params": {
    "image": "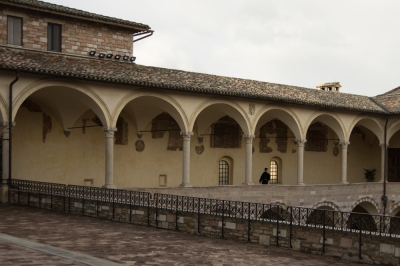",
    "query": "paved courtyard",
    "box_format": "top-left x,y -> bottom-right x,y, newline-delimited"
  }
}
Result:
0,204 -> 363,266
